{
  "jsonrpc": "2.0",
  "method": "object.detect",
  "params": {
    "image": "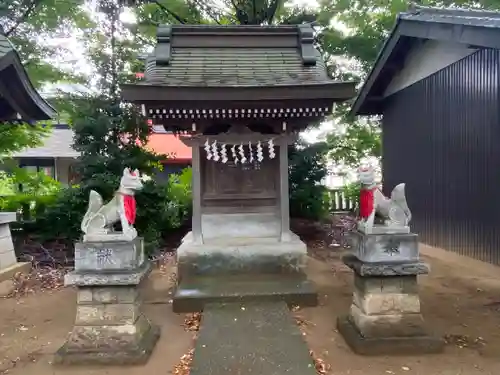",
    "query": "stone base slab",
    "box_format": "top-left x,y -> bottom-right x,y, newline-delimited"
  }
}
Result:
65,261 -> 152,287
337,315 -> 444,355
349,304 -> 426,338
0,261 -> 31,282
173,274 -> 318,313
343,255 -> 429,277
357,223 -> 410,235
53,322 -> 160,366
350,231 -> 418,263
177,231 -> 307,280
